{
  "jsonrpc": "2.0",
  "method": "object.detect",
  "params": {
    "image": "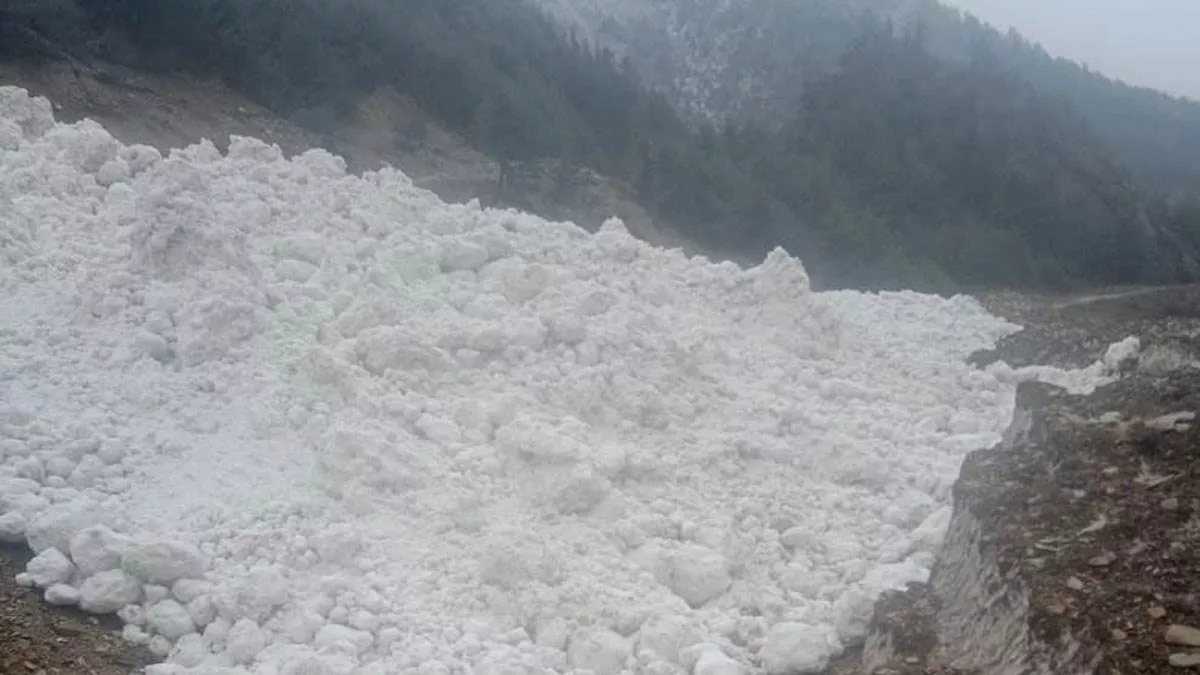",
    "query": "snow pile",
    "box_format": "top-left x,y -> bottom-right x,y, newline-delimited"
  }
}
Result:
0,85 -> 1118,675
985,336 -> 1140,396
